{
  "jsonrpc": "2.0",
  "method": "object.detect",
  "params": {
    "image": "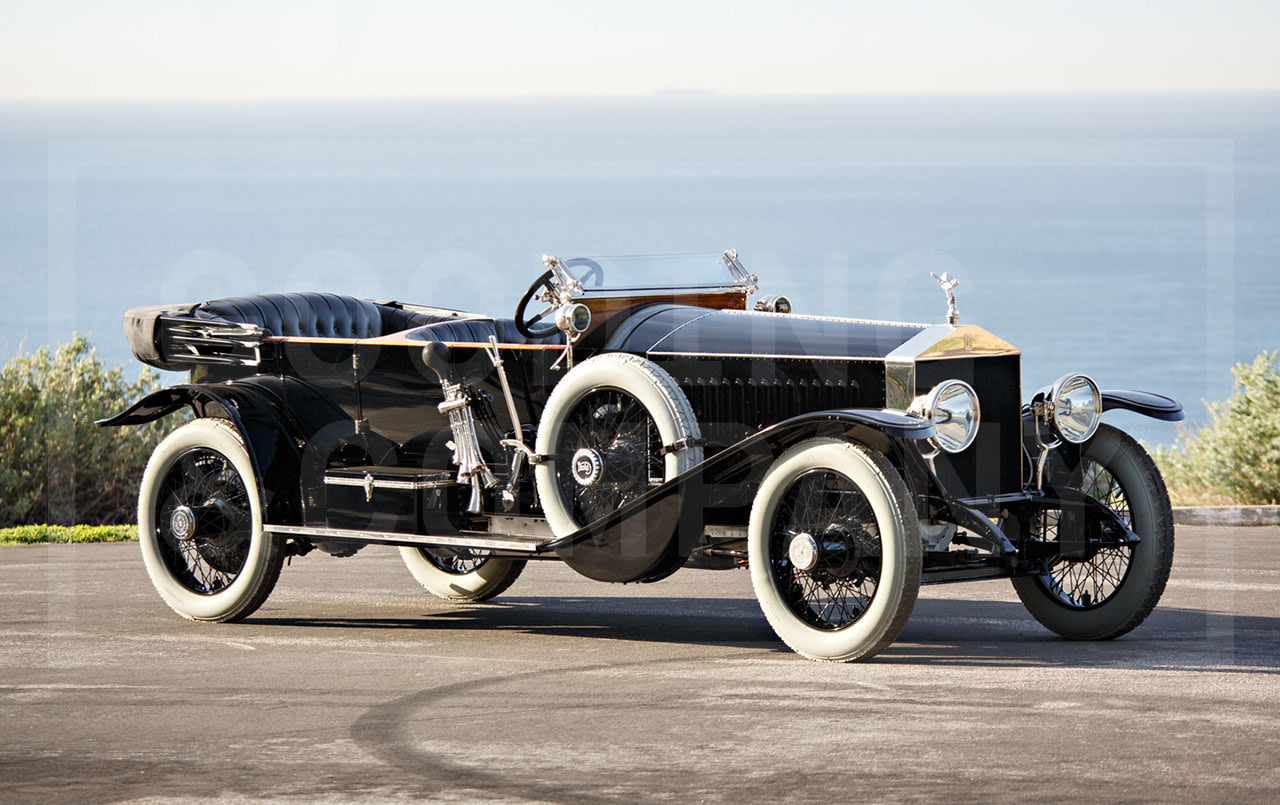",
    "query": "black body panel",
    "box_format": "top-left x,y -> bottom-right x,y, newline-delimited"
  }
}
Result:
325,466 -> 461,535
616,306 -> 926,359
652,355 -> 883,452
917,354 -> 1023,499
